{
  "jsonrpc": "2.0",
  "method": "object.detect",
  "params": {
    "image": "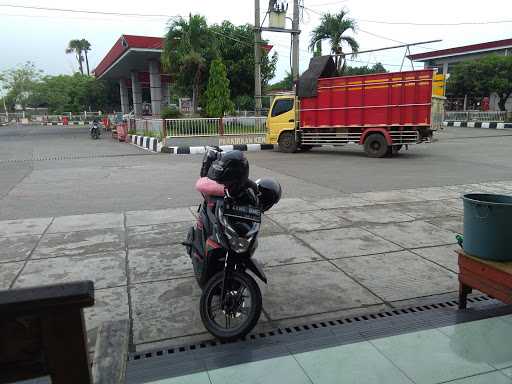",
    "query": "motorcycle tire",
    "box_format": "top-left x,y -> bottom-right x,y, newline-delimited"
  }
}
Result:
200,271 -> 262,341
